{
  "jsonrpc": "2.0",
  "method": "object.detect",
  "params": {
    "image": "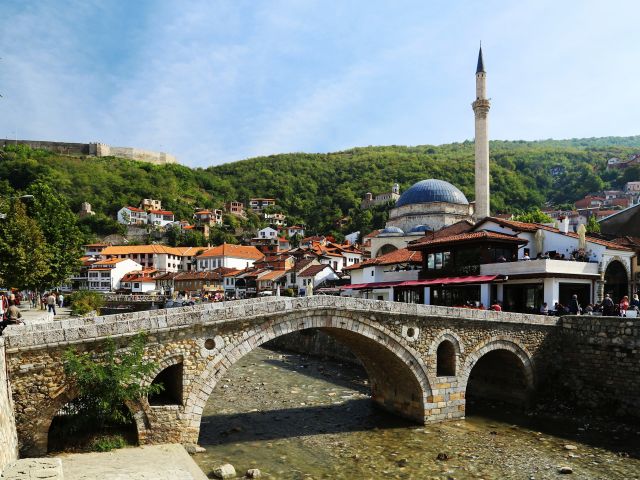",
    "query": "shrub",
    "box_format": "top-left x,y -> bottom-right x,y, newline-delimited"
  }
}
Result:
62,334 -> 163,433
69,290 -> 105,316
90,434 -> 127,452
